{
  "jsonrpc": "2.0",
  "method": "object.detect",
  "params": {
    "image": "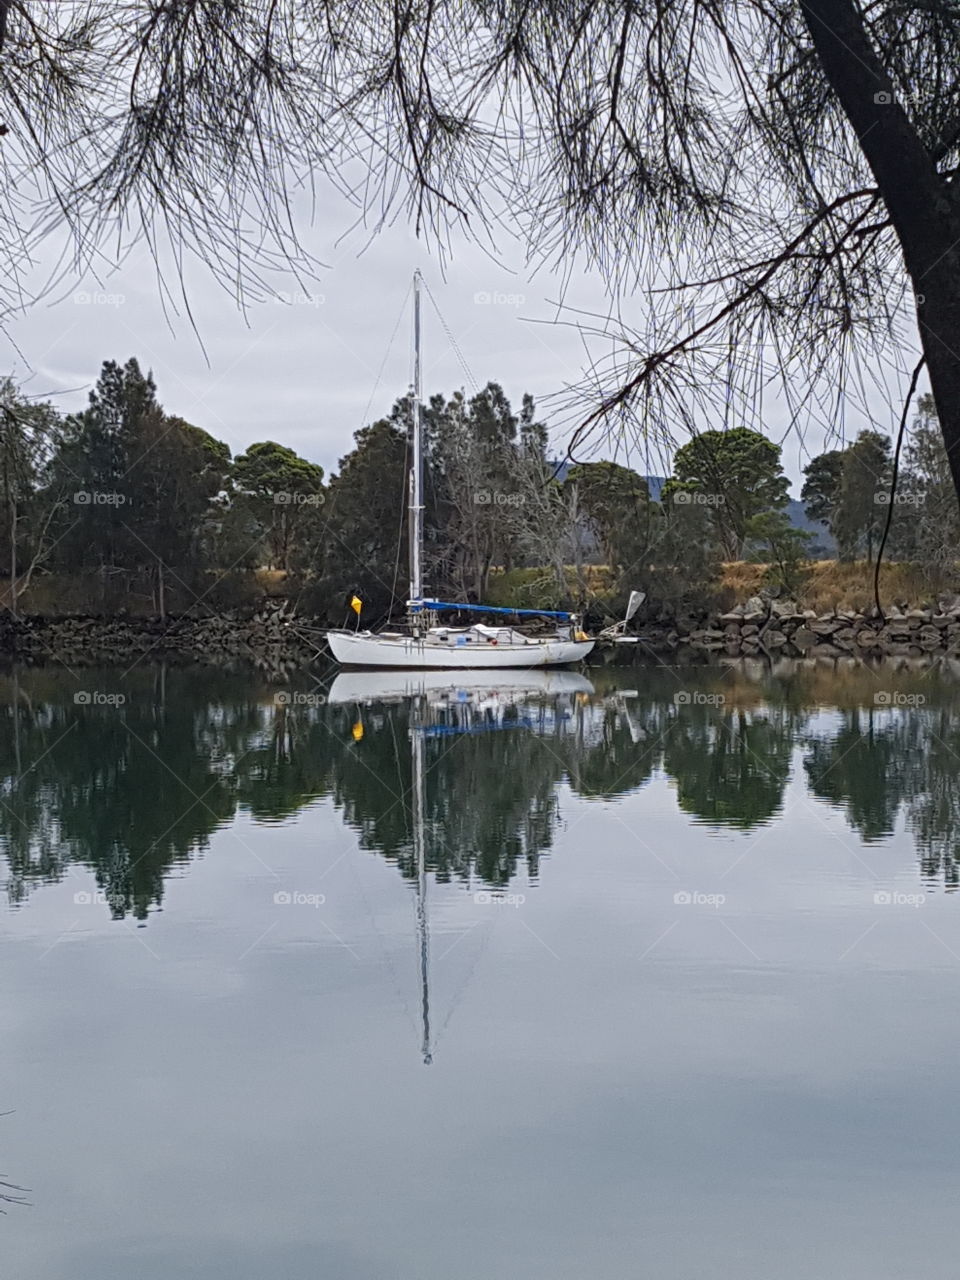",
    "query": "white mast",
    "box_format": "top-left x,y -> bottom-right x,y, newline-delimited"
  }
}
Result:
409,269 -> 424,612
411,697 -> 432,1064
